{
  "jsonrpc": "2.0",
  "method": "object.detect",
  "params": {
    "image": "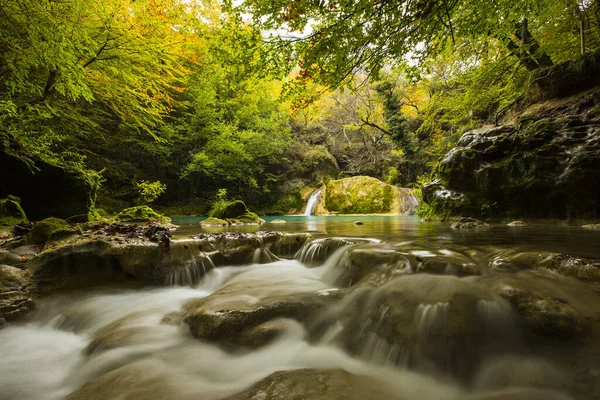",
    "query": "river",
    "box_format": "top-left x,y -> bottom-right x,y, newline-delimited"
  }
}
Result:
0,216 -> 599,399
